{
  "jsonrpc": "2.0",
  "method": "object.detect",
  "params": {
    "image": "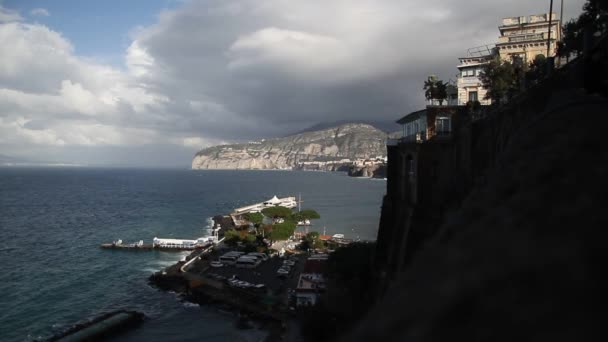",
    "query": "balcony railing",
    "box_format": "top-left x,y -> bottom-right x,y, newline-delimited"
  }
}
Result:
498,32 -> 547,44
457,77 -> 482,86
